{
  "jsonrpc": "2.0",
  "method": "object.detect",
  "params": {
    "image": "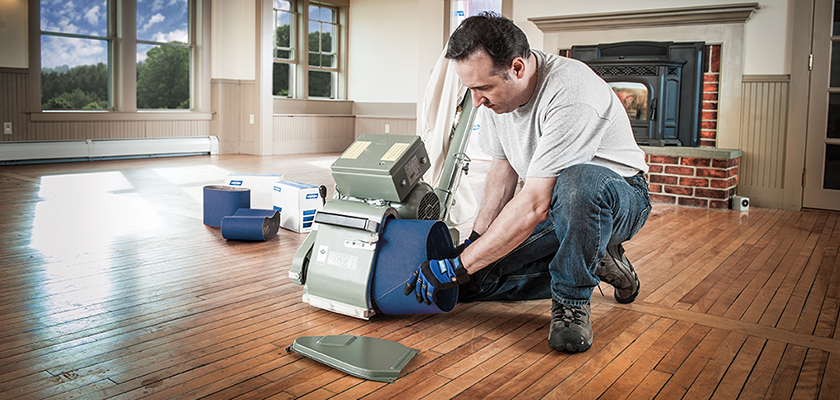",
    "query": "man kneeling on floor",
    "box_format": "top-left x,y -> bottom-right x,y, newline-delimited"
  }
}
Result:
404,13 -> 652,353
